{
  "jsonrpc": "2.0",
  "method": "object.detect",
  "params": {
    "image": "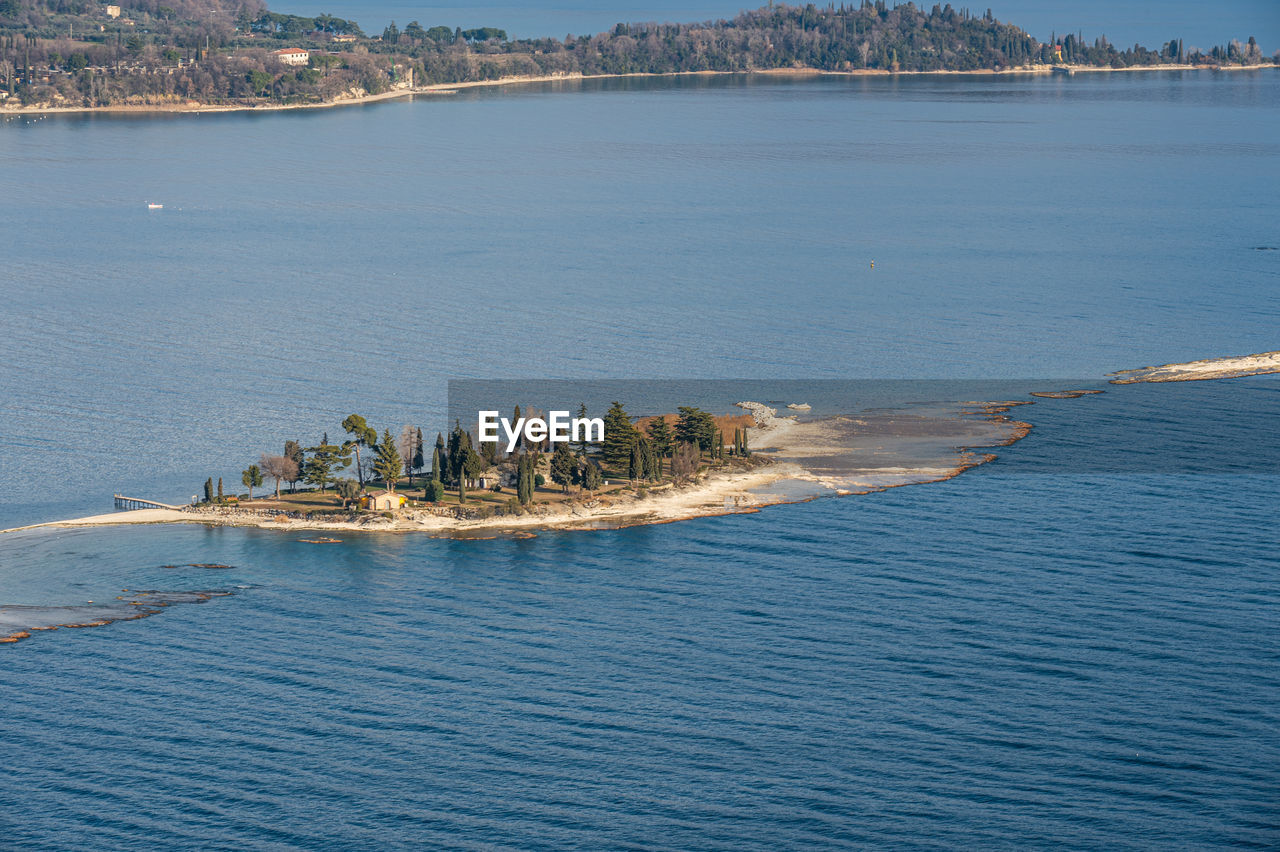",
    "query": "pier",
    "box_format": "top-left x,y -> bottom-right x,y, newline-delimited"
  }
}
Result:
113,494 -> 186,511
